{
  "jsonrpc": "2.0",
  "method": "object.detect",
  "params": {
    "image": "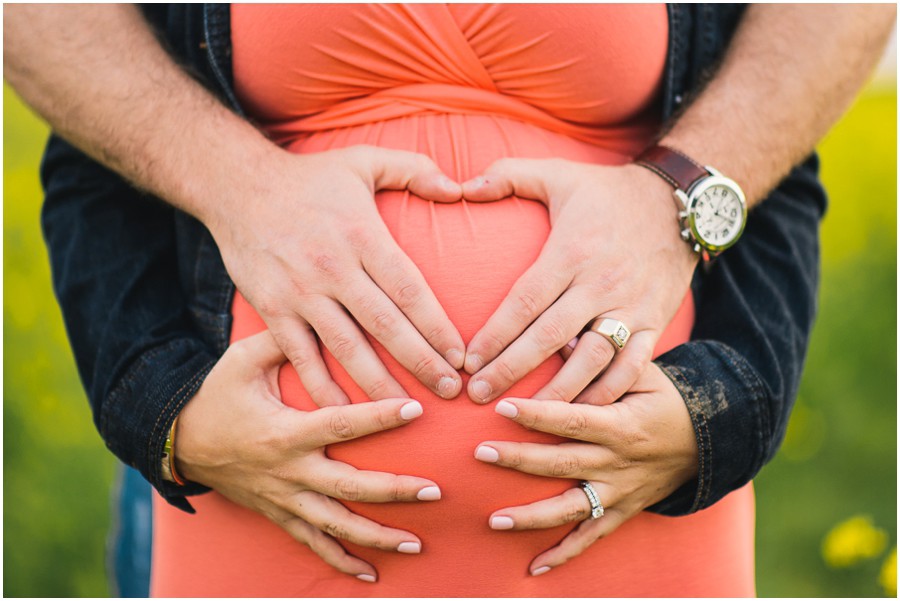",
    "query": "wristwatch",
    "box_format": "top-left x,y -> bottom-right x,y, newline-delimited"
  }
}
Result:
635,144 -> 747,258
